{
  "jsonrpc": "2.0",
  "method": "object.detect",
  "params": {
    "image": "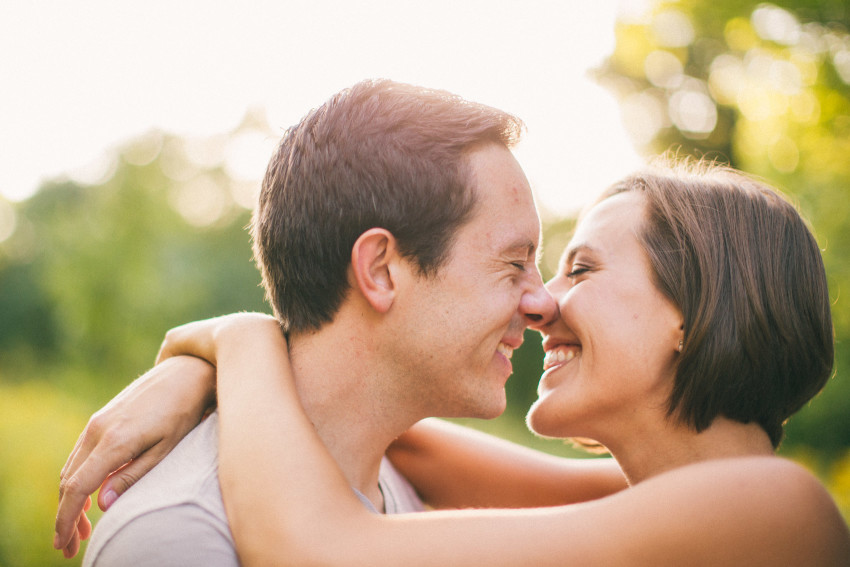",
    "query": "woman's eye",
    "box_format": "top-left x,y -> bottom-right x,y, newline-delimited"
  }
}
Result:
566,266 -> 589,278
